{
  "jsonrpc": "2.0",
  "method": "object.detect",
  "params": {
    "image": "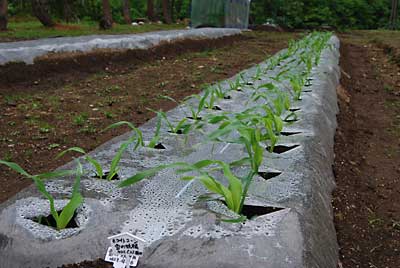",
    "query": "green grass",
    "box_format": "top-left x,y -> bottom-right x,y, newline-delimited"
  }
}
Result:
0,20 -> 185,42
341,30 -> 400,47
